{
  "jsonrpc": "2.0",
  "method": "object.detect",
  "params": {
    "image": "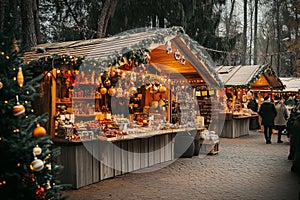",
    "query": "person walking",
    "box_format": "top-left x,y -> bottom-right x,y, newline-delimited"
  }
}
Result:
274,100 -> 289,143
290,104 -> 300,173
247,96 -> 258,112
287,103 -> 300,160
258,96 -> 277,144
